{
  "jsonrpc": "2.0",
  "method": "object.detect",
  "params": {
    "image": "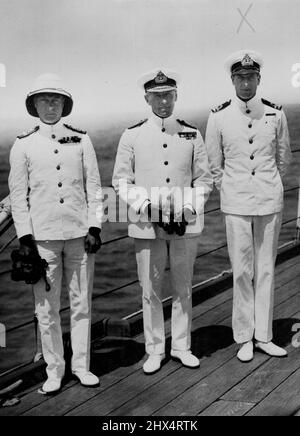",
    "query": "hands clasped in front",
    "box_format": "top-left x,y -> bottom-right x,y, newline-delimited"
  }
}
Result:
145,195 -> 196,237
